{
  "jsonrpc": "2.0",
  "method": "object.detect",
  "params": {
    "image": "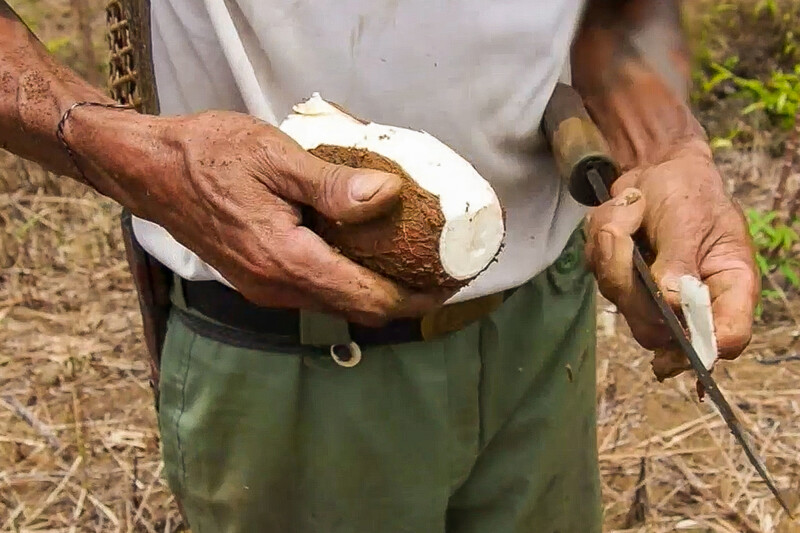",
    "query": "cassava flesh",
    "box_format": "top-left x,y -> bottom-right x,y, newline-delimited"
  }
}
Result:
279,93 -> 505,290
